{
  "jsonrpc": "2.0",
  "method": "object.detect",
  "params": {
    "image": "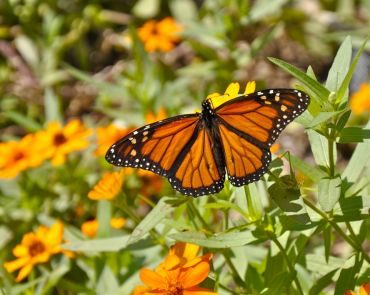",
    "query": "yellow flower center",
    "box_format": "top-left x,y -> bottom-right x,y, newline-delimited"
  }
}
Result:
29,240 -> 46,257
53,133 -> 67,146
